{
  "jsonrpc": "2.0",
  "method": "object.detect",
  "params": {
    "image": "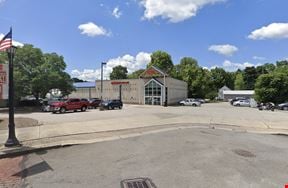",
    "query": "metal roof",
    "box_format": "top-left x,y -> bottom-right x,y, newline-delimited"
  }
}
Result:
73,82 -> 96,88
223,90 -> 254,95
